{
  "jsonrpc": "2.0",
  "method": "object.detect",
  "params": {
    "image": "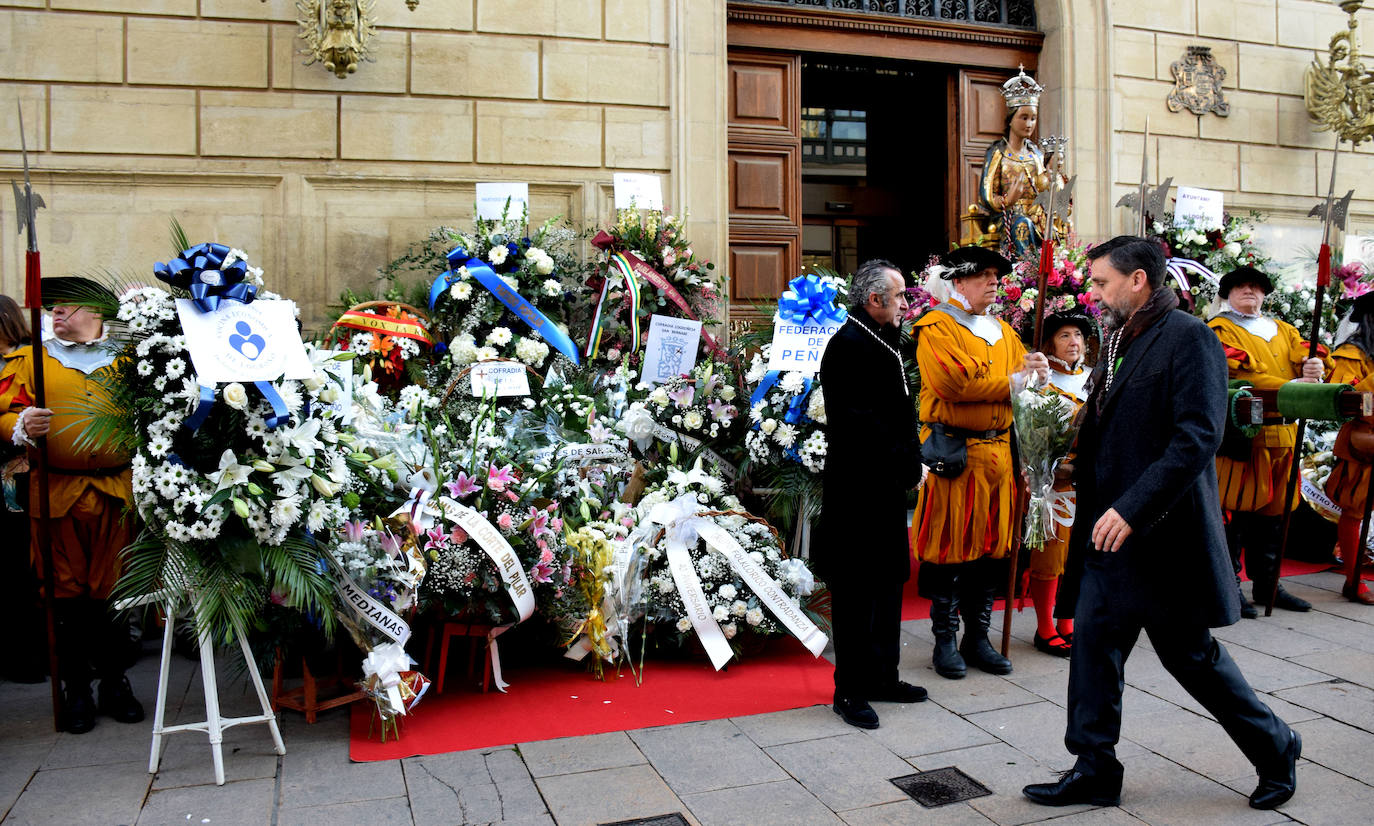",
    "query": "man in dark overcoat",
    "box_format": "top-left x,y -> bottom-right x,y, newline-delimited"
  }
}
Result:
814,259 -> 927,729
1023,236 -> 1300,811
